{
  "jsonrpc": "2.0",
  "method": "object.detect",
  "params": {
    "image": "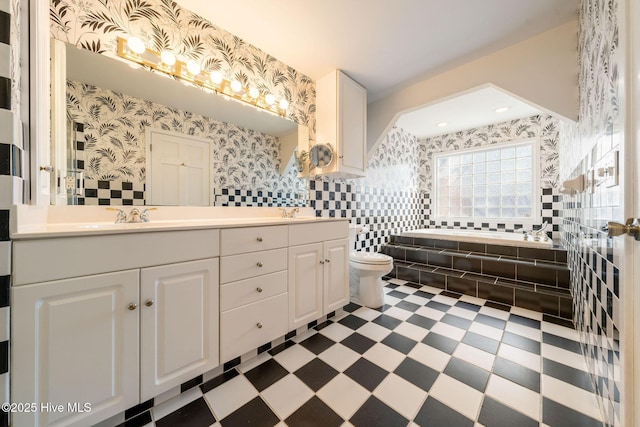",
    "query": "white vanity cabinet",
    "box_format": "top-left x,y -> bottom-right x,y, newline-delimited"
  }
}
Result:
288,222 -> 349,330
316,69 -> 367,177
12,270 -> 140,427
219,226 -> 289,362
11,229 -> 220,427
140,259 -> 219,401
